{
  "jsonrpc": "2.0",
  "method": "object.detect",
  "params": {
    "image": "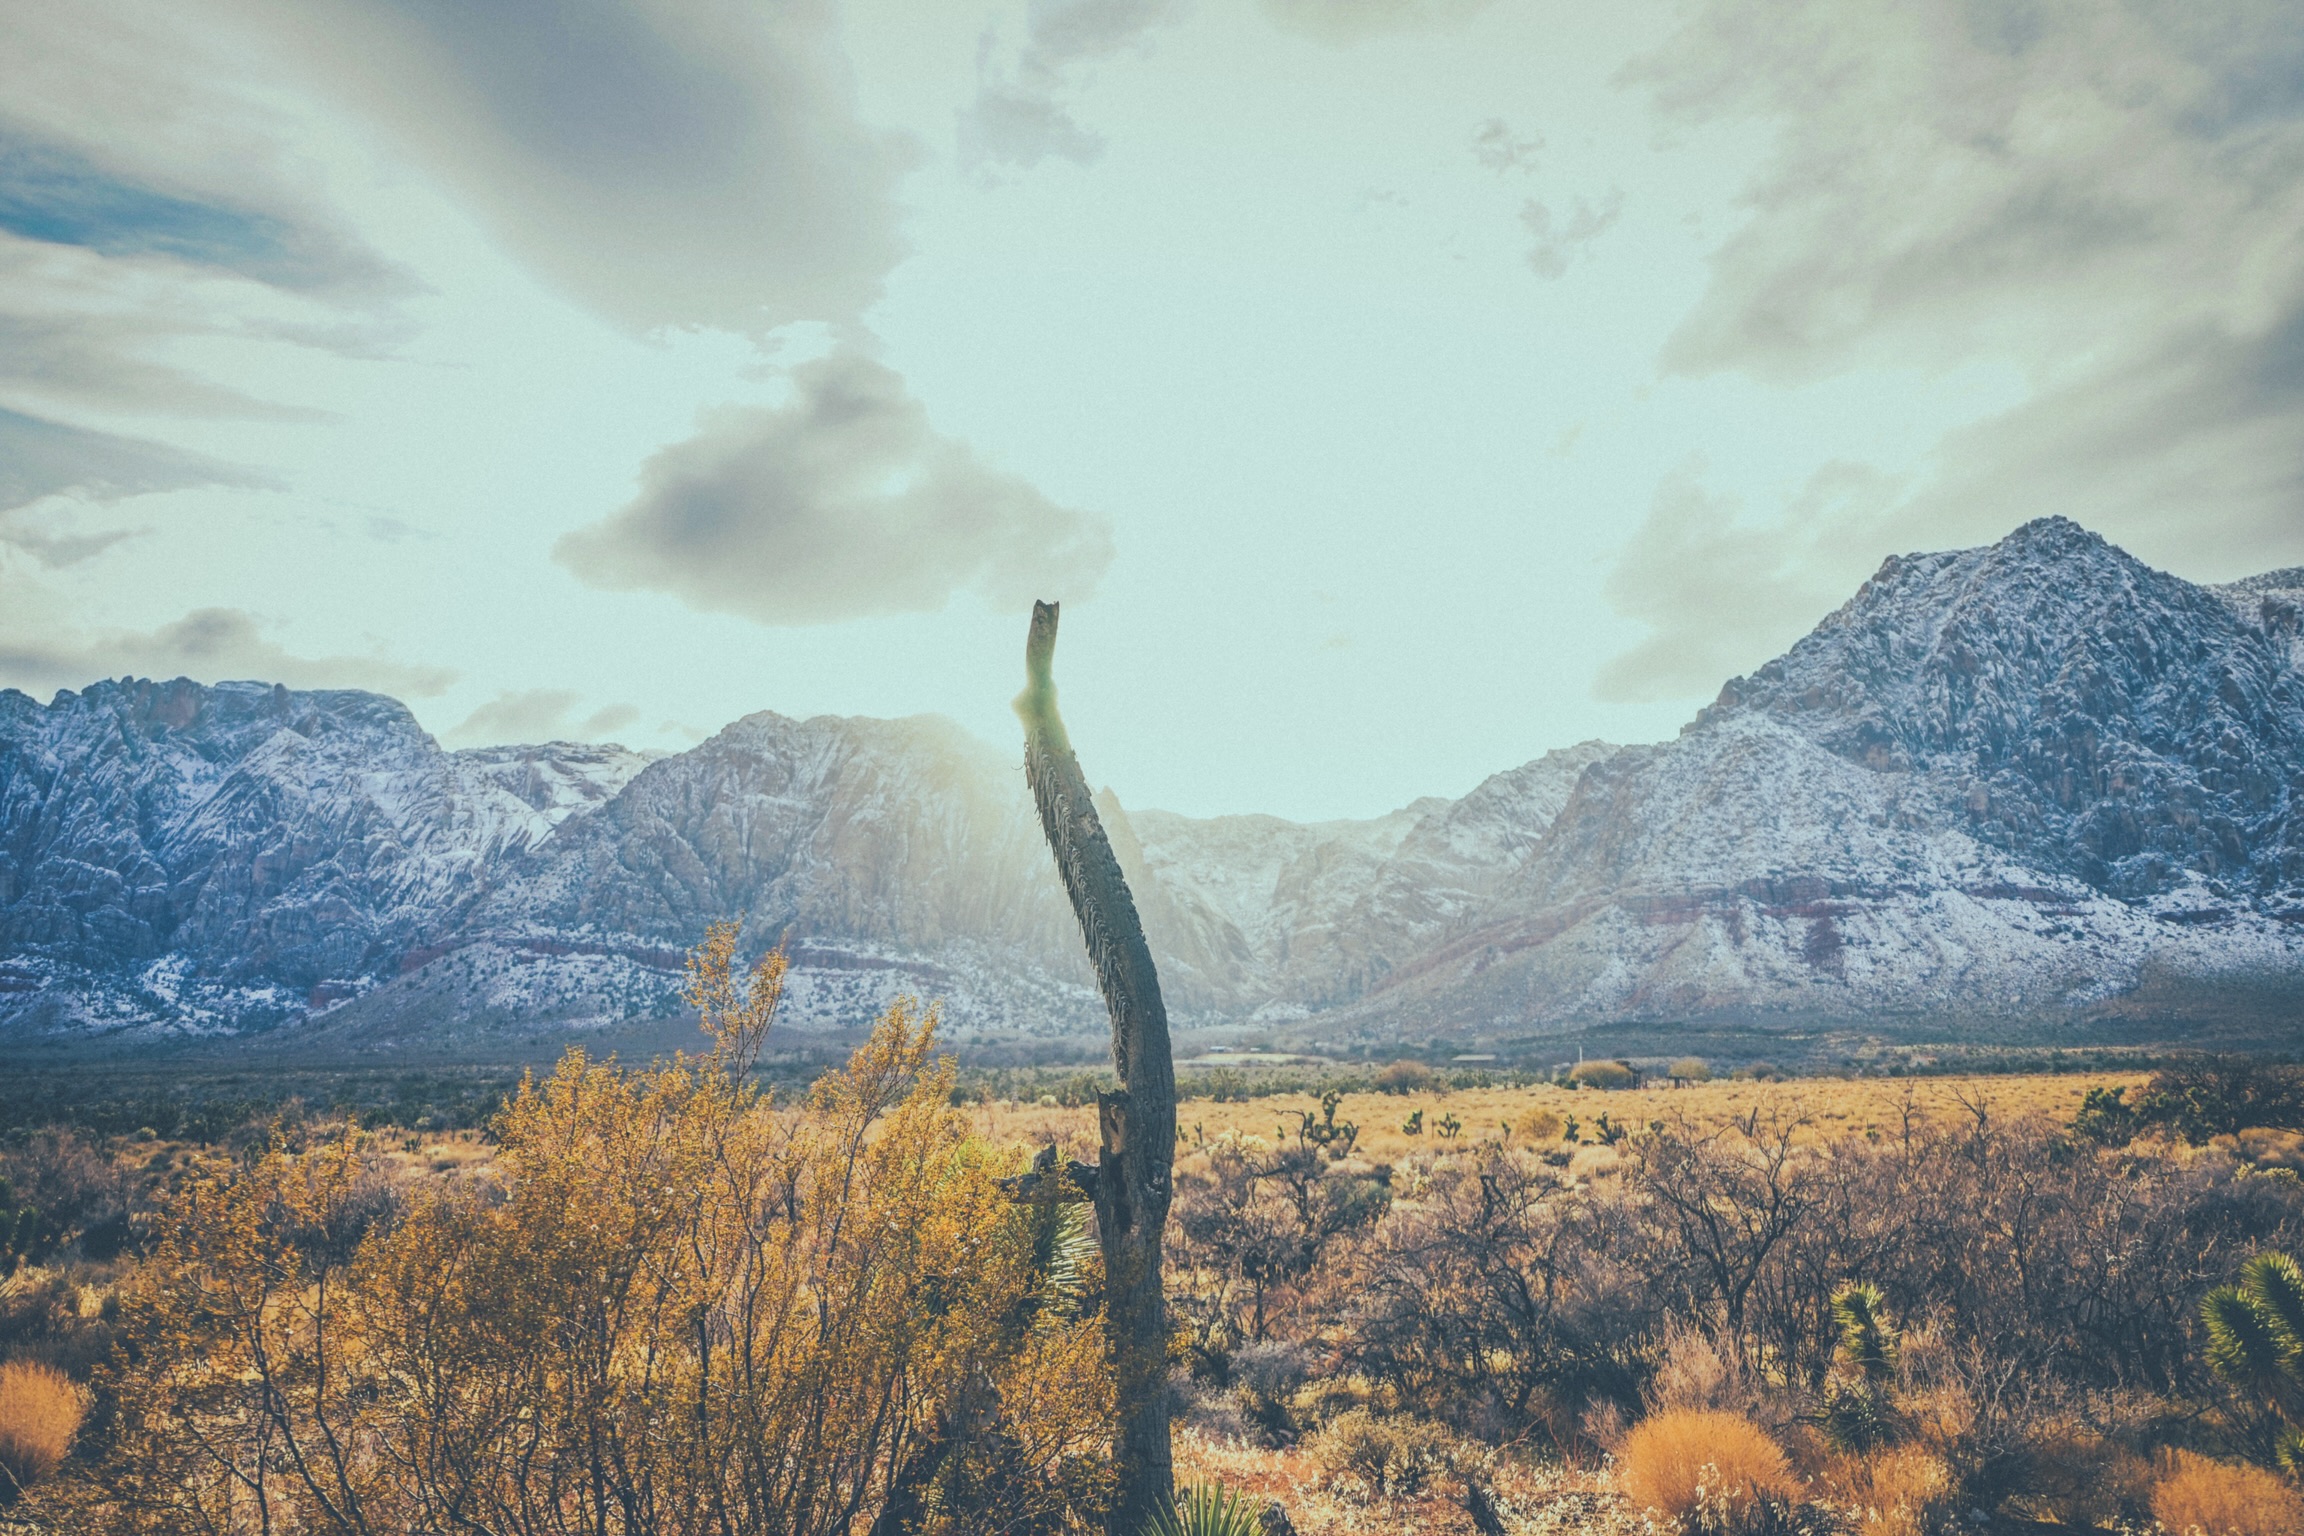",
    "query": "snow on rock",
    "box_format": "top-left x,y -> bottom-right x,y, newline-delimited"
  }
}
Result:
5,518 -> 2301,1049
